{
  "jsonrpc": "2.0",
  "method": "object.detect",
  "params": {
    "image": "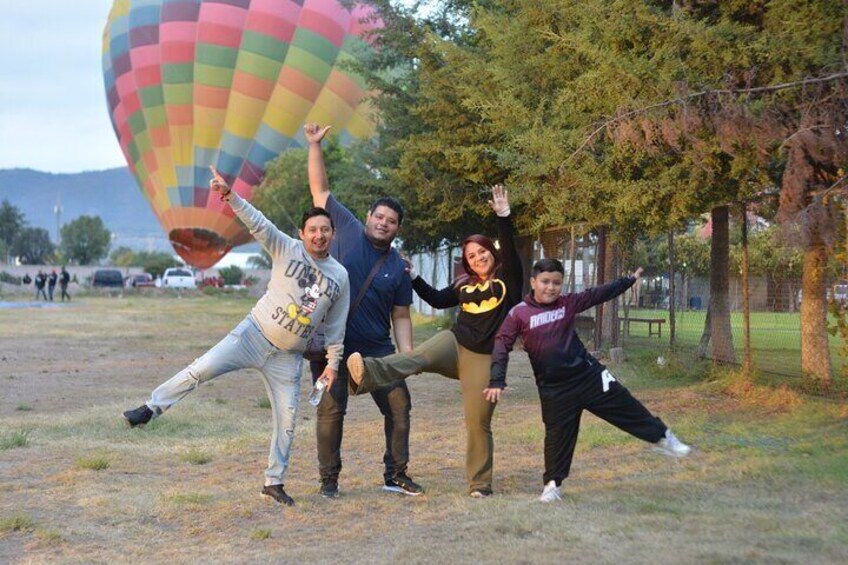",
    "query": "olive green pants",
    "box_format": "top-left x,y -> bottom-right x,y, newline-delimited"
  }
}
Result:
354,330 -> 495,493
